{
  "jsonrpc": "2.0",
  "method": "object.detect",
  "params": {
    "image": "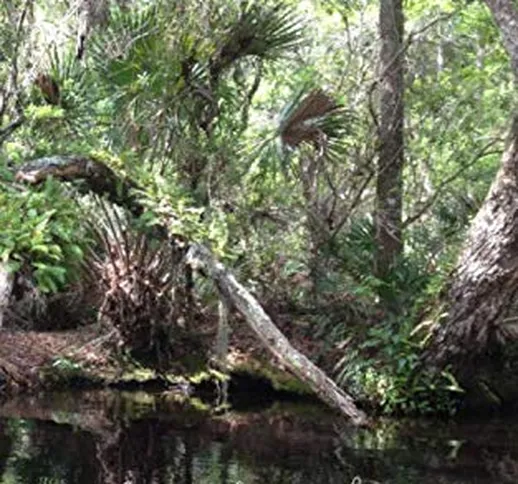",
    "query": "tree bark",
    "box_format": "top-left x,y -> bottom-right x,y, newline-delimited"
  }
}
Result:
484,0 -> 518,77
0,264 -> 13,328
76,0 -> 110,60
15,156 -> 367,425
374,0 -> 405,279
16,155 -> 142,216
427,117 -> 518,375
426,0 -> 518,402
